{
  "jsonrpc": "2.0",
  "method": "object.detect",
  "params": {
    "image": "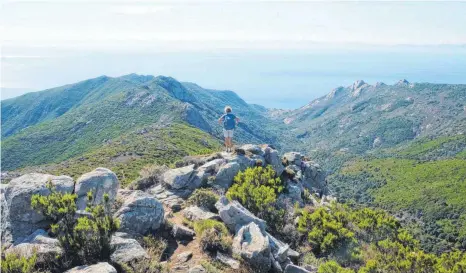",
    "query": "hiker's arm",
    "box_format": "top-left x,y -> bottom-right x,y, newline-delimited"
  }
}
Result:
235,117 -> 240,124
218,116 -> 224,125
